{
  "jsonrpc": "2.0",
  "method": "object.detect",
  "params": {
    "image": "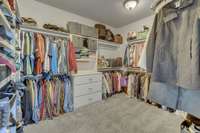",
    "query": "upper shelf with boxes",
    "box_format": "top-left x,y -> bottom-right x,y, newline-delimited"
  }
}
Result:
68,22 -> 98,72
